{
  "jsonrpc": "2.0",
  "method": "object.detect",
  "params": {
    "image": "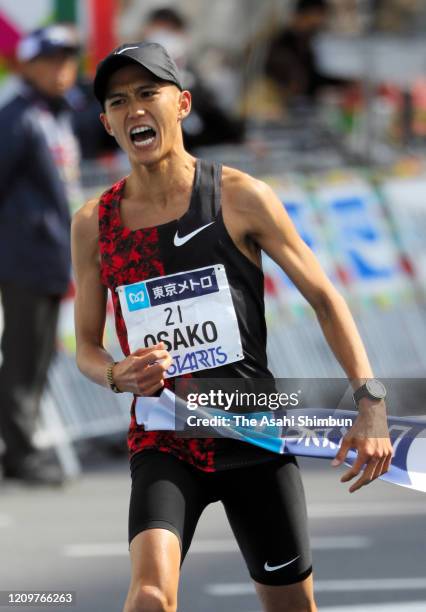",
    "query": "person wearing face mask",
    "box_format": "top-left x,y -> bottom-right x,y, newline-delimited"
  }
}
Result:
263,0 -> 347,109
0,24 -> 81,485
141,6 -> 245,150
142,7 -> 189,72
